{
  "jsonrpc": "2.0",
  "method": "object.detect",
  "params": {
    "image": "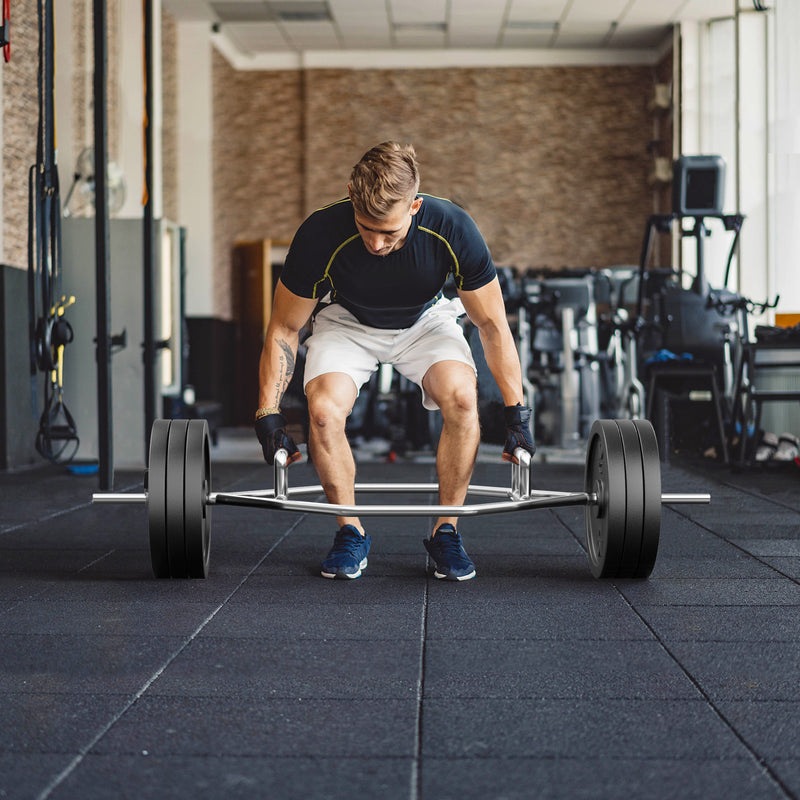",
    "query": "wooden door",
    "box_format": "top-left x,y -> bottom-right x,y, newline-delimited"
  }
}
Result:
232,240 -> 276,426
